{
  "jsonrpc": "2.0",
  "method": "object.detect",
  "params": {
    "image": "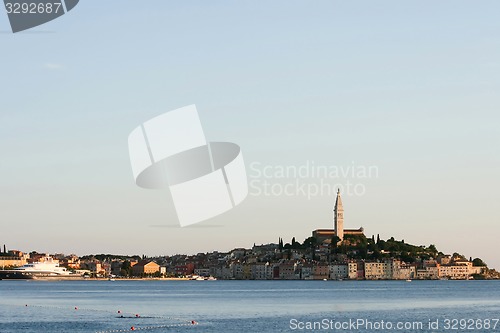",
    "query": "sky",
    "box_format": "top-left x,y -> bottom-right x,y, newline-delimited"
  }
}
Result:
1,1 -> 499,268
